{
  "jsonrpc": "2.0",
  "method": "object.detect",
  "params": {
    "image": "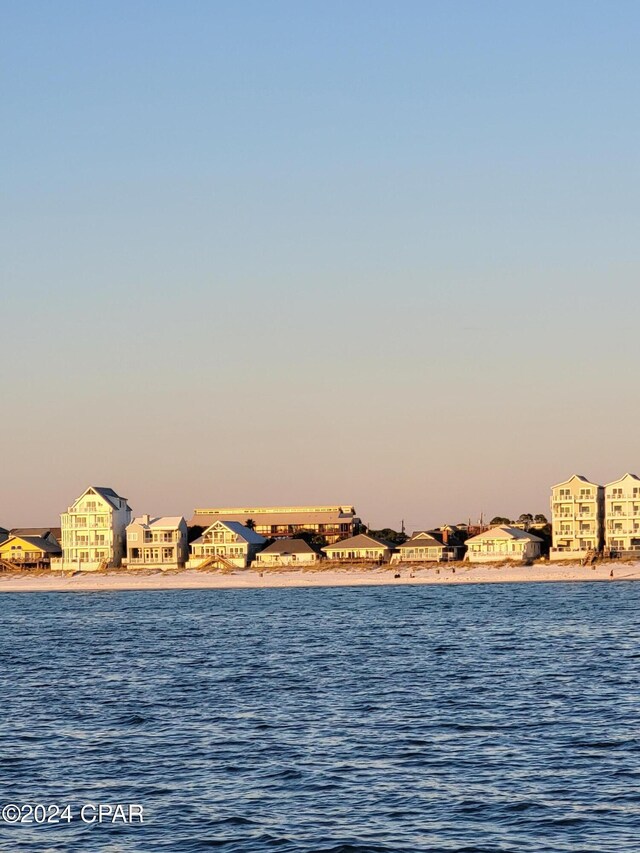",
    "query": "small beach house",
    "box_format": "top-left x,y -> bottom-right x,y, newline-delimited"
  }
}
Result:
254,539 -> 321,566
465,525 -> 543,563
322,533 -> 395,563
0,534 -> 61,569
391,531 -> 460,564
